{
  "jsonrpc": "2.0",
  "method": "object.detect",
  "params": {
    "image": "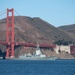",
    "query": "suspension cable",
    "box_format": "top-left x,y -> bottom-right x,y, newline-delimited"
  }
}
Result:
14,9 -> 20,16
0,9 -> 6,20
0,9 -> 6,14
0,11 -> 6,17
